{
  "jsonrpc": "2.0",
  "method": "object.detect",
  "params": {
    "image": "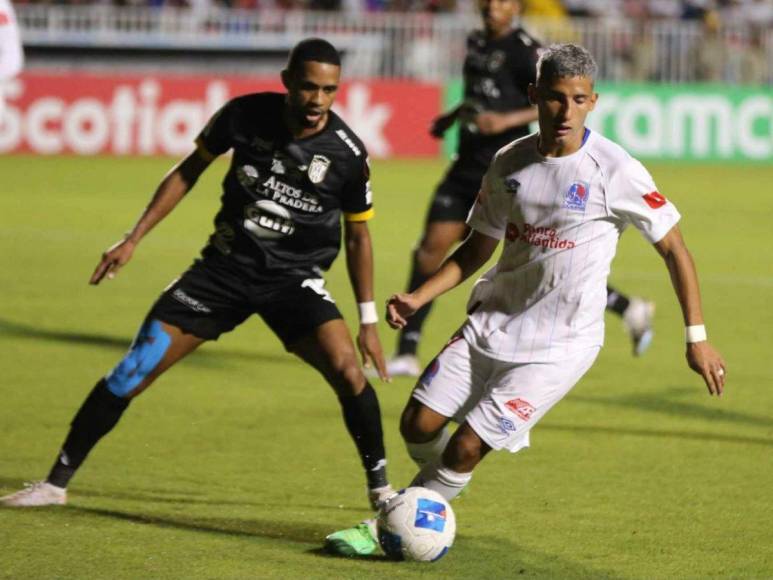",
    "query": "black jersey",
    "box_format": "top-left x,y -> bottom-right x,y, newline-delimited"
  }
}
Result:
458,27 -> 540,169
195,92 -> 372,283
